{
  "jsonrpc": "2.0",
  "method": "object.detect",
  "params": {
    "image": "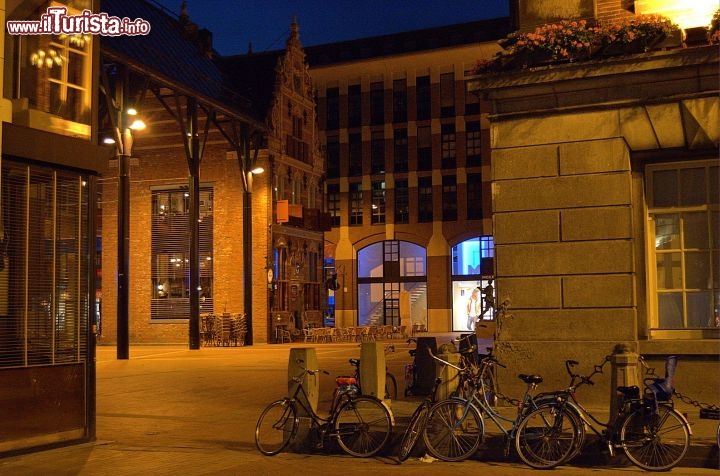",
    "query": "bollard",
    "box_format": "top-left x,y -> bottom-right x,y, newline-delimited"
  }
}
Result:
435,350 -> 461,401
609,343 -> 639,424
288,347 -> 319,452
360,341 -> 386,401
